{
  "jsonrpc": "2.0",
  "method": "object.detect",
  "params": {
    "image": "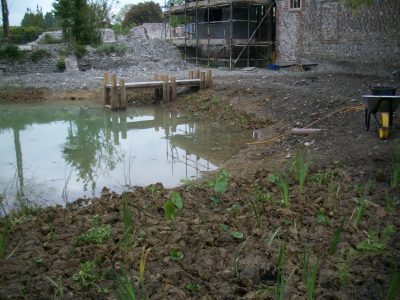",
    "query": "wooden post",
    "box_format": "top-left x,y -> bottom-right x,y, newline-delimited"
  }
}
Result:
195,69 -> 200,79
171,77 -> 177,101
153,74 -> 161,101
163,75 -> 170,102
103,72 -> 110,105
200,71 -> 206,90
119,78 -> 127,110
111,74 -> 119,110
189,70 -> 194,79
206,69 -> 212,88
